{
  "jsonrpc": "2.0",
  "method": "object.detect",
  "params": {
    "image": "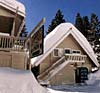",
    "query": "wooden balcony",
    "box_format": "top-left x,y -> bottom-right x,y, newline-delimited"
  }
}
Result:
0,35 -> 26,52
65,54 -> 87,63
0,35 -> 28,69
